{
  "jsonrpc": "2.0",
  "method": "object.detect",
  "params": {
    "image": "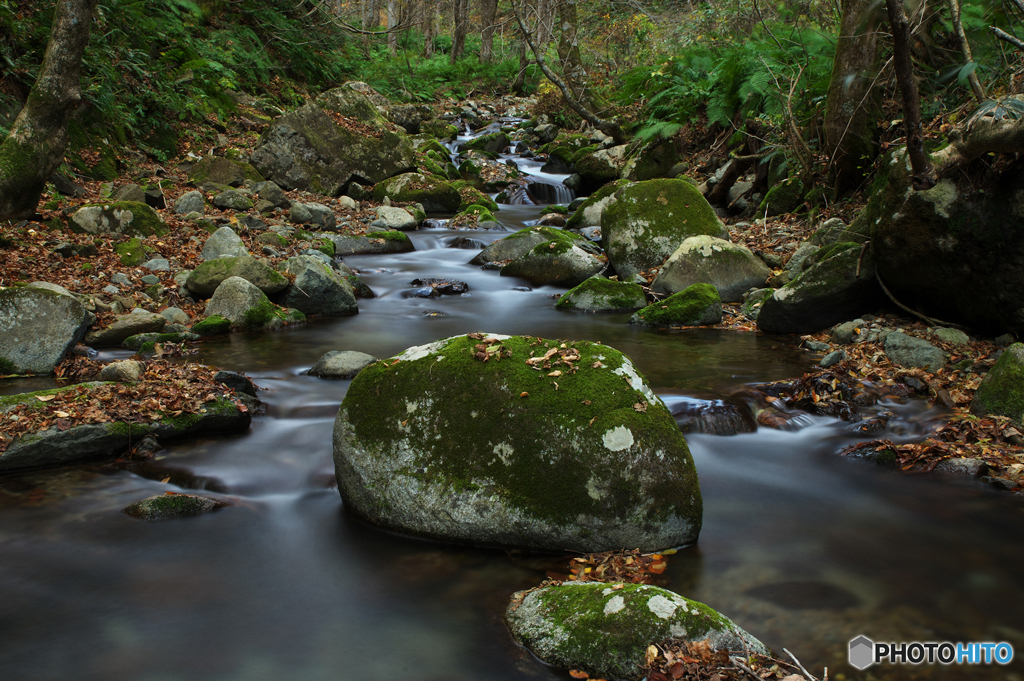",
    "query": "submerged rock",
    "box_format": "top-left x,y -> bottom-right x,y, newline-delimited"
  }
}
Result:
506,582 -> 769,681
332,333 -> 702,552
124,493 -> 229,520
309,351 -> 377,379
